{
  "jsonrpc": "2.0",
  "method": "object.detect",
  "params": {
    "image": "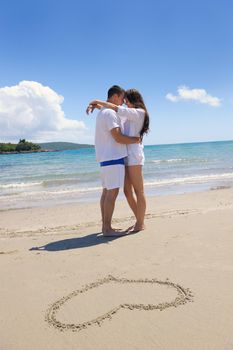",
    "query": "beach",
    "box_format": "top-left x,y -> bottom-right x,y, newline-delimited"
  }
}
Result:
1,187 -> 233,350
